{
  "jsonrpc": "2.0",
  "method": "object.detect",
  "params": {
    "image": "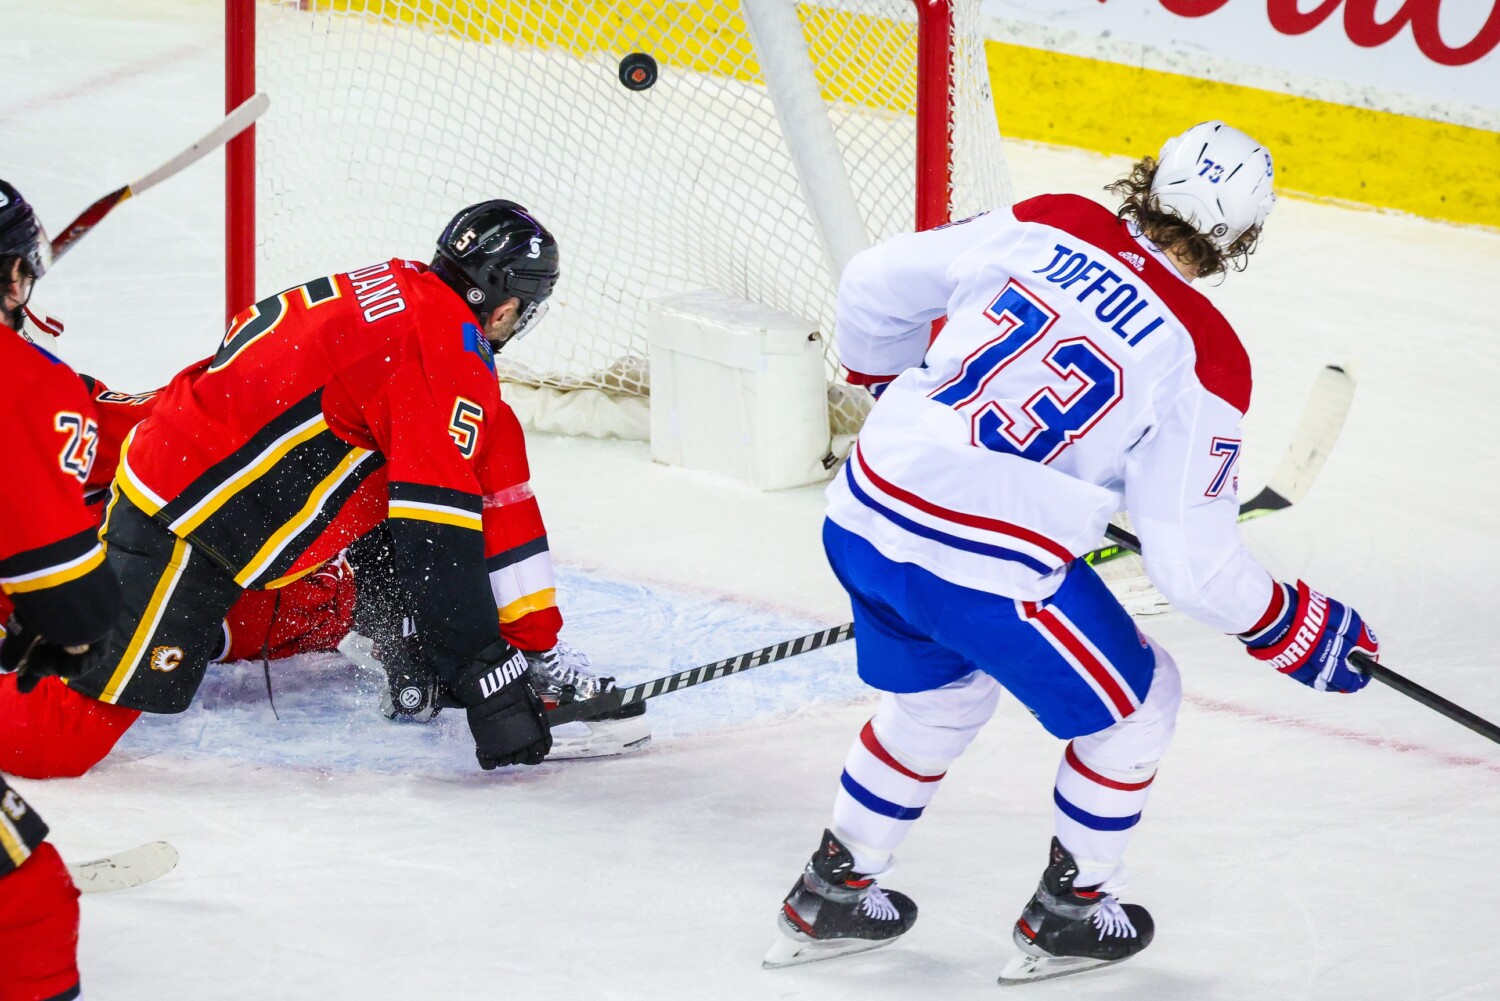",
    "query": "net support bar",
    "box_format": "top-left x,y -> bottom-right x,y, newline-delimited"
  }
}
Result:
741,0 -> 871,284
226,0 -> 256,320
913,0 -> 955,231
